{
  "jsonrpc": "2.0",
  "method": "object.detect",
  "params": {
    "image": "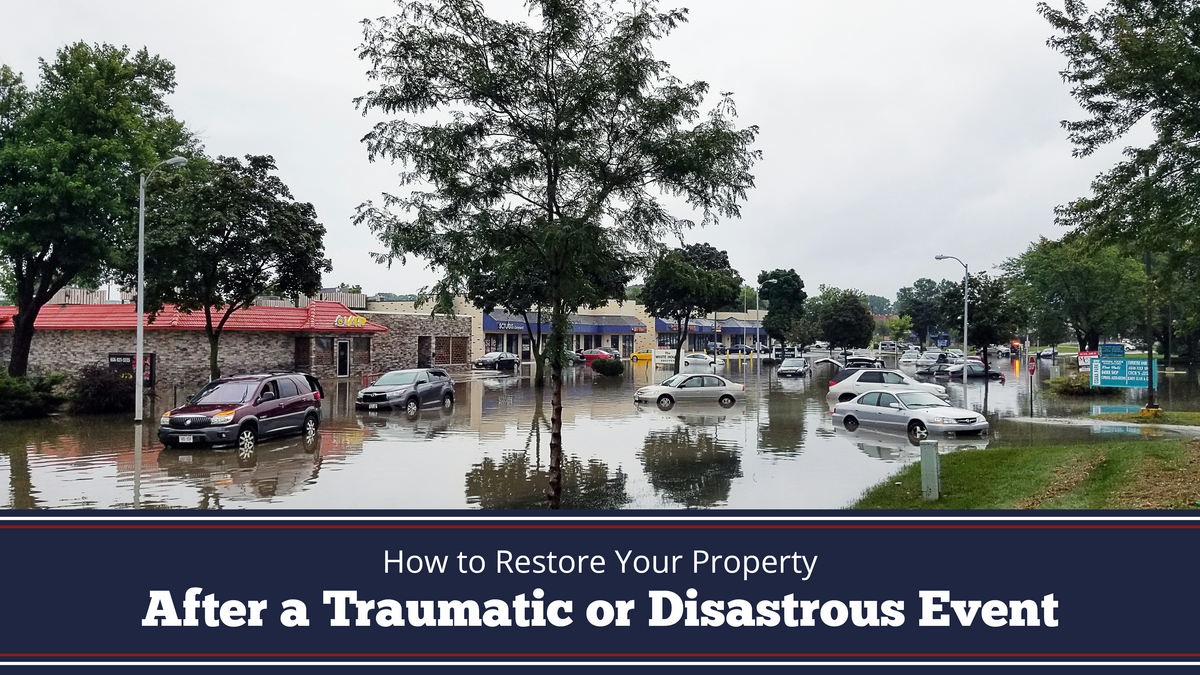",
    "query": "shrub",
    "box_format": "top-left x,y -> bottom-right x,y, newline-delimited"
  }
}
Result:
0,372 -> 68,420
1047,374 -> 1119,397
71,363 -> 136,414
591,357 -> 625,376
